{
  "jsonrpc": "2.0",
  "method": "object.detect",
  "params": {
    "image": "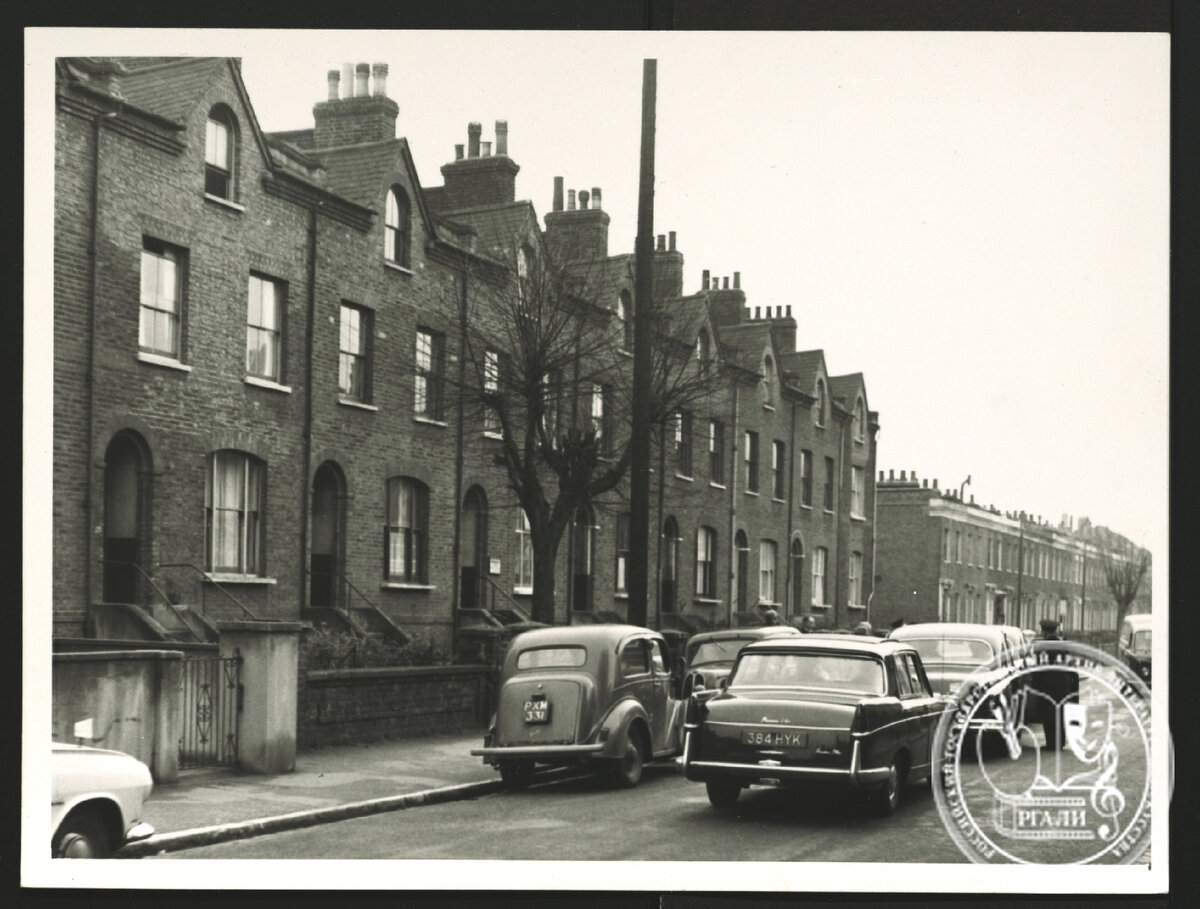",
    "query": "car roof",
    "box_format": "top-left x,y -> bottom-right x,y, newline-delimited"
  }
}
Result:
739,636 -> 914,657
507,624 -> 661,650
889,623 -> 1022,643
1123,614 -> 1152,629
688,626 -> 800,644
